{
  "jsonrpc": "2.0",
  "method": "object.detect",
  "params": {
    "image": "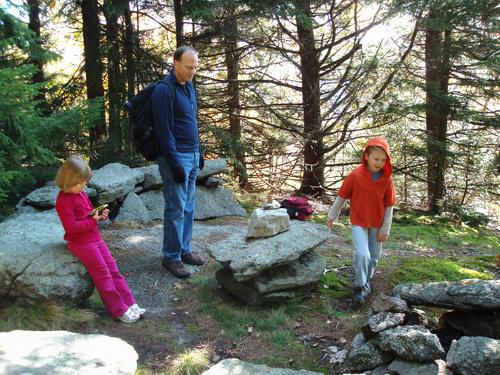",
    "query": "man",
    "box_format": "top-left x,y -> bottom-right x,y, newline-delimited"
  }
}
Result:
152,46 -> 205,278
